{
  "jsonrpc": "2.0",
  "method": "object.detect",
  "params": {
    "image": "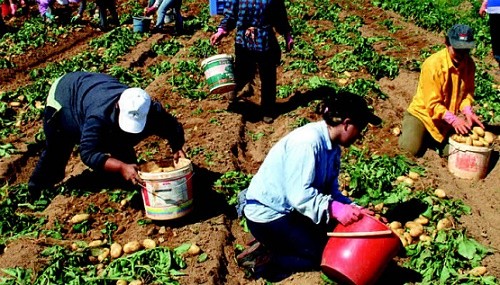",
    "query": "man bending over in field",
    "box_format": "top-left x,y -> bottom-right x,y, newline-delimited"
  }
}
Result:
28,72 -> 186,199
